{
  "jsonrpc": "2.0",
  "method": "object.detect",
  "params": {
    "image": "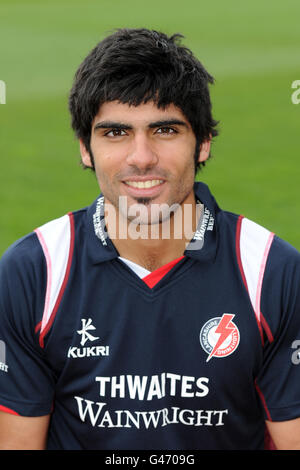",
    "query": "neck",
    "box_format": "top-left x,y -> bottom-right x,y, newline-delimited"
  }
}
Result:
105,194 -> 202,271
